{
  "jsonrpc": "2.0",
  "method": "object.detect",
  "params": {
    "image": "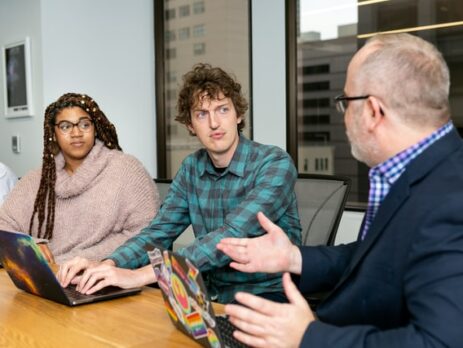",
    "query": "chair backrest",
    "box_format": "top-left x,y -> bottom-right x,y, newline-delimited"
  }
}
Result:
154,178 -> 172,202
295,174 -> 351,246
